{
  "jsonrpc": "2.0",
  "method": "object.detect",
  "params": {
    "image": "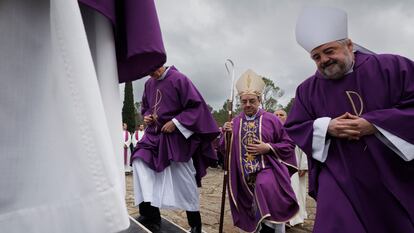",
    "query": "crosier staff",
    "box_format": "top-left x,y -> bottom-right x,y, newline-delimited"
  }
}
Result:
218,59 -> 235,233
